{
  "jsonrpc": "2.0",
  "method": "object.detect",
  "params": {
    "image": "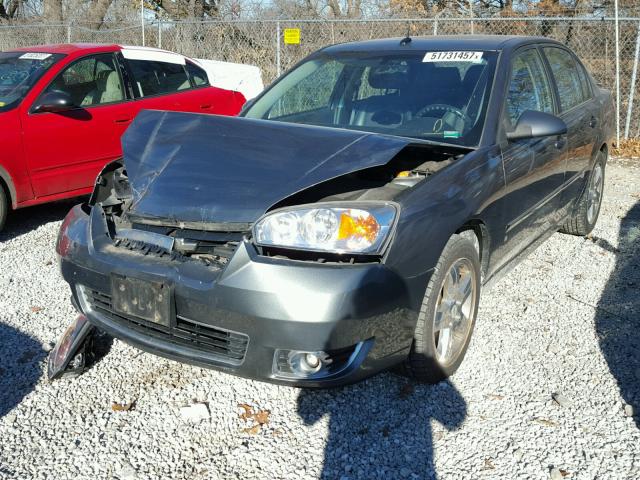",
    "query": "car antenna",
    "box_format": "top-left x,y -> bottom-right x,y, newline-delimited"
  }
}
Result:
400,24 -> 412,46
